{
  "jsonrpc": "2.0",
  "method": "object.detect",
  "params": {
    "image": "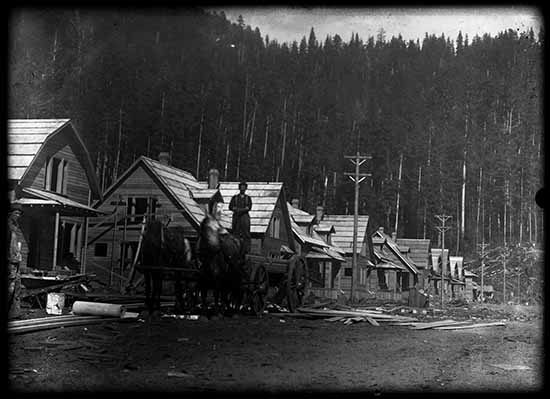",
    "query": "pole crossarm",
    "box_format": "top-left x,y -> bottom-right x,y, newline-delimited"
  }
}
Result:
344,155 -> 372,160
